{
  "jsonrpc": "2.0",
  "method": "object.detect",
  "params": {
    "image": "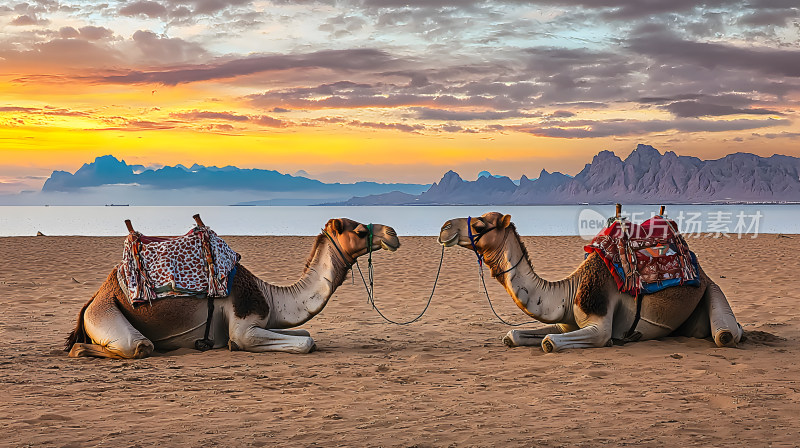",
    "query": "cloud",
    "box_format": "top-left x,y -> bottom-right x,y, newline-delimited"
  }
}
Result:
629,30 -> 800,78
168,109 -> 286,127
59,26 -> 115,41
120,1 -> 169,19
516,117 -> 791,138
131,30 -> 207,64
10,14 -> 49,26
348,120 -> 425,133
170,110 -> 249,121
94,49 -> 398,85
664,101 -> 783,117
411,107 -> 538,121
